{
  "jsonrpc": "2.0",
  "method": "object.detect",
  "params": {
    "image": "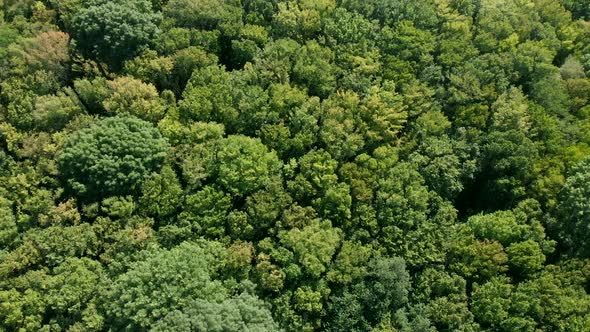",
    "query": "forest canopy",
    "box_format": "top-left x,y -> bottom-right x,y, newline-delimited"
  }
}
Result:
1,0 -> 590,331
